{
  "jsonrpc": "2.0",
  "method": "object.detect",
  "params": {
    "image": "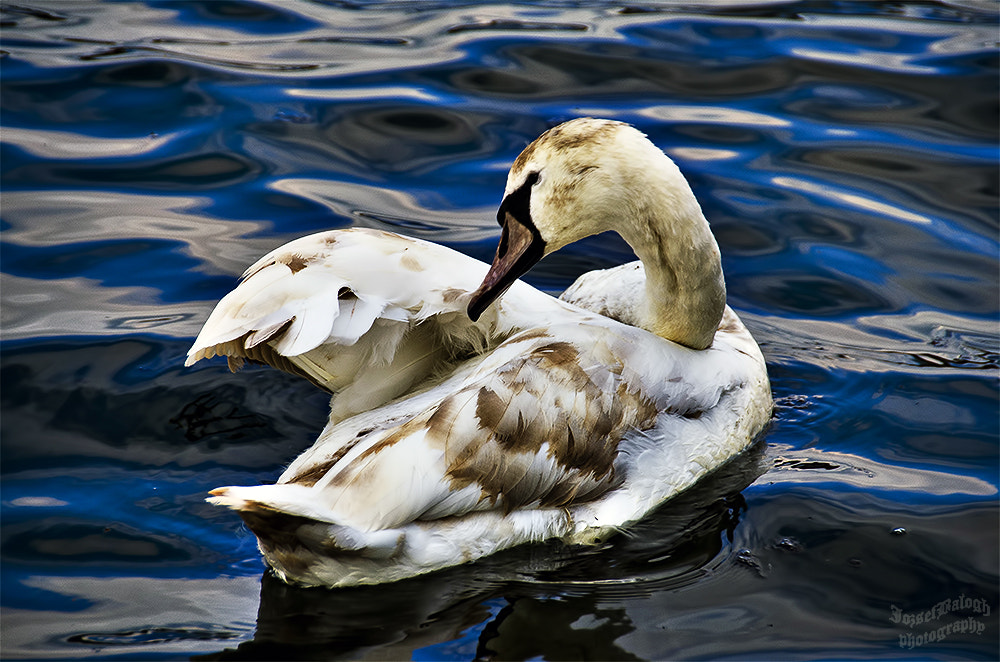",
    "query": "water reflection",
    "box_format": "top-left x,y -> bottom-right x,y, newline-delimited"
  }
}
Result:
3,575 -> 259,659
768,444 -> 996,496
1,126 -> 173,159
2,0 -> 998,659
